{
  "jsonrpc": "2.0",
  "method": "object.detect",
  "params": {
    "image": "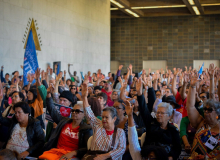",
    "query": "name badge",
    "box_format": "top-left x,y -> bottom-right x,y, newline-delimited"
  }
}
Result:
205,136 -> 218,150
